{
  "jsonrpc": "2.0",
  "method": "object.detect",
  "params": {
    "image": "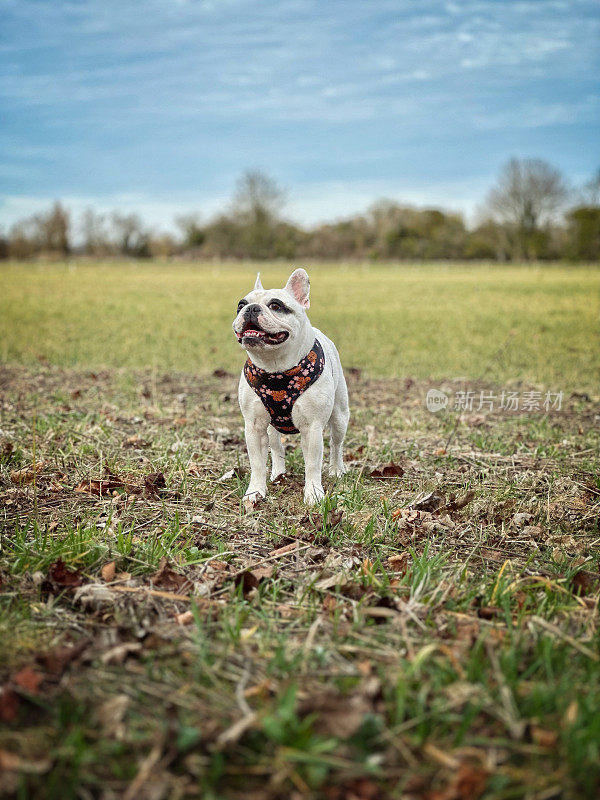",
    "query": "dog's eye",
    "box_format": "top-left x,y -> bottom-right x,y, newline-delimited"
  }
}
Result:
268,301 -> 282,312
237,300 -> 247,312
